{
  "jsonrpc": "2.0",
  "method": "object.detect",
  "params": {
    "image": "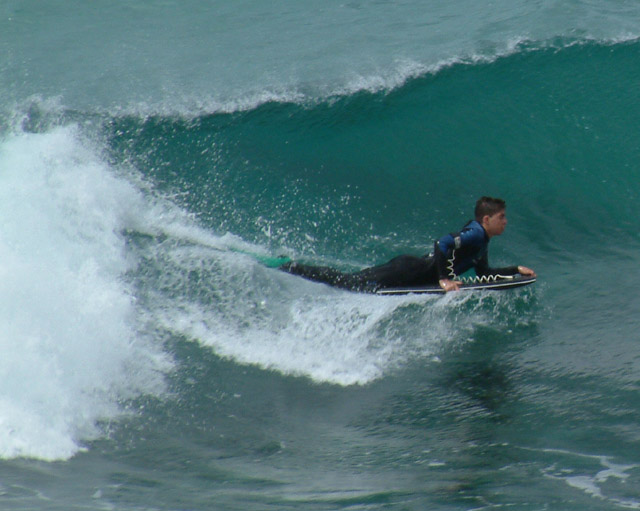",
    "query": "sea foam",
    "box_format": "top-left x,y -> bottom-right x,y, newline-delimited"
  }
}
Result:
0,125 -> 169,460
